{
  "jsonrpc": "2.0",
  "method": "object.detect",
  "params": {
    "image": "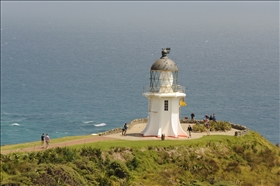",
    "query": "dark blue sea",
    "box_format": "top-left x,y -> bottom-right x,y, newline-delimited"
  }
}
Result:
1,2 -> 279,145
